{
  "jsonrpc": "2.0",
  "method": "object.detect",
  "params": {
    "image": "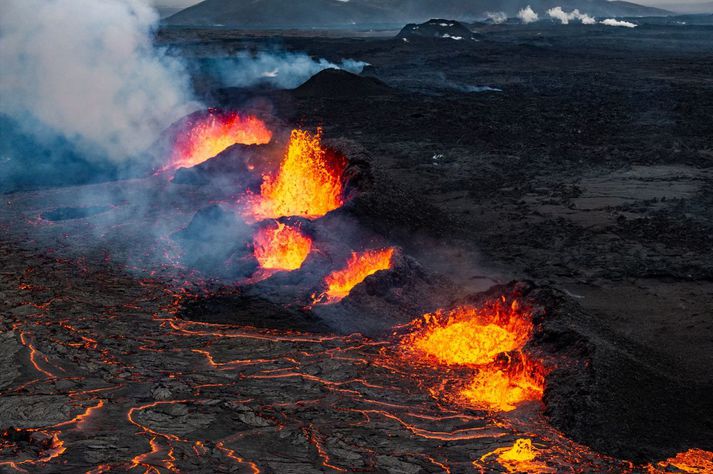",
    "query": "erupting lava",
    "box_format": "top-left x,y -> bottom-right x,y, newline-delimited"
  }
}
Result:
248,129 -> 347,221
402,297 -> 546,412
253,221 -> 312,271
314,248 -> 395,304
169,111 -> 272,169
479,438 -> 549,473
461,356 -> 546,412
404,302 -> 533,366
